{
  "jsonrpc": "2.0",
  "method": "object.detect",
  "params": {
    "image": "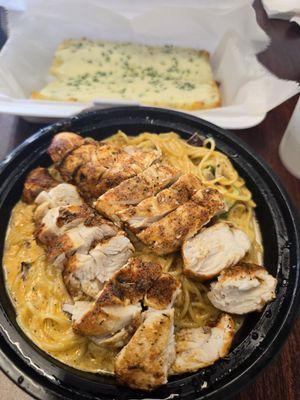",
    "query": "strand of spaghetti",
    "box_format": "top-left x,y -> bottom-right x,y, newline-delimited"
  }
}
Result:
179,279 -> 191,320
198,137 -> 216,182
41,338 -> 86,352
